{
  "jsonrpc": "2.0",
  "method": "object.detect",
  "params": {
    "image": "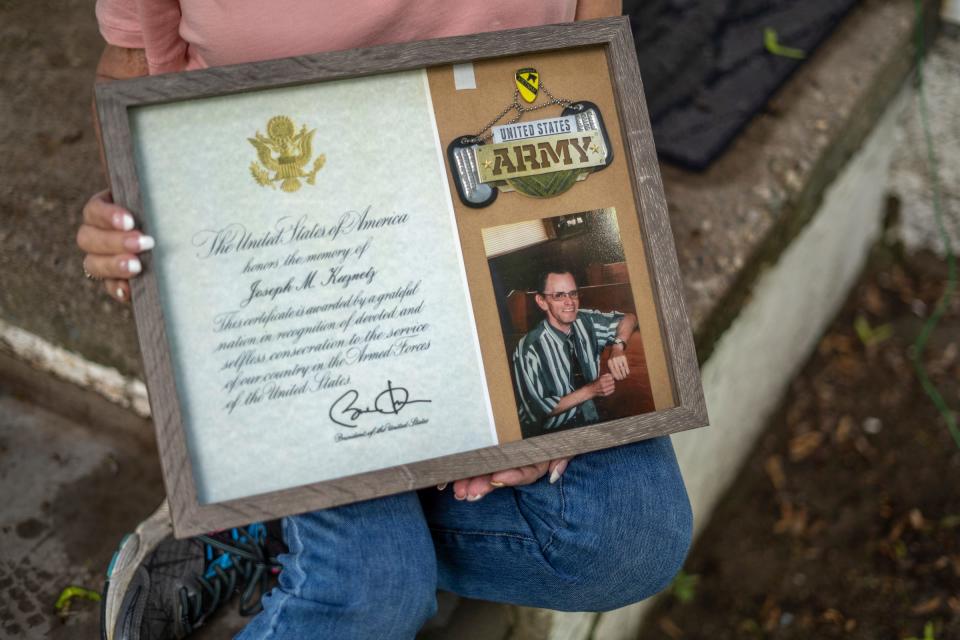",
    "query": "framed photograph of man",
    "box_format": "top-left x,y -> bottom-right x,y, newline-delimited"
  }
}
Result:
483,209 -> 656,439
96,17 -> 707,536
